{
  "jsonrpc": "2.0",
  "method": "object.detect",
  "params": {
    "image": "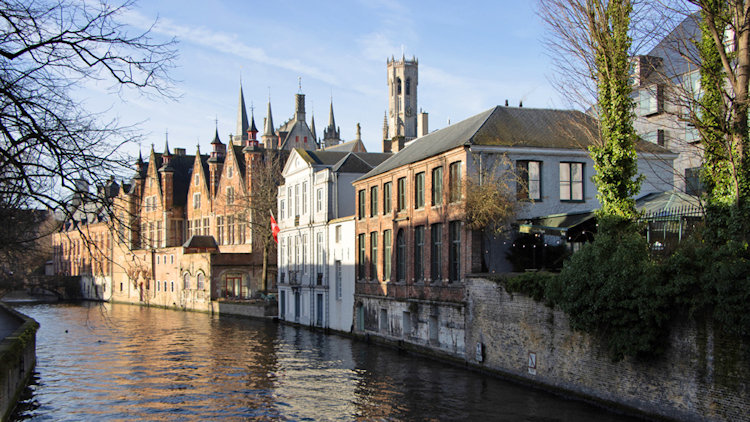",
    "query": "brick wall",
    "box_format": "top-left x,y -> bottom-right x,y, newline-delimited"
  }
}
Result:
465,277 -> 750,421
